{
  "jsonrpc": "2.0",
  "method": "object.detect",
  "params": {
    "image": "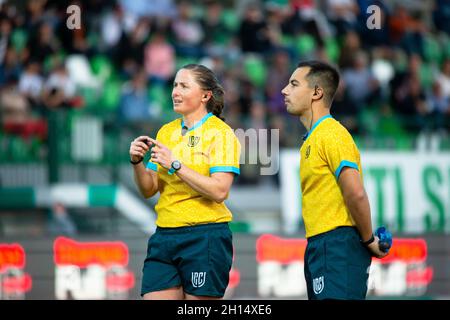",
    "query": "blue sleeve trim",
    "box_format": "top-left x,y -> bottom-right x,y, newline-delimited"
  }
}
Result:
210,166 -> 240,175
146,162 -> 157,172
335,160 -> 358,179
